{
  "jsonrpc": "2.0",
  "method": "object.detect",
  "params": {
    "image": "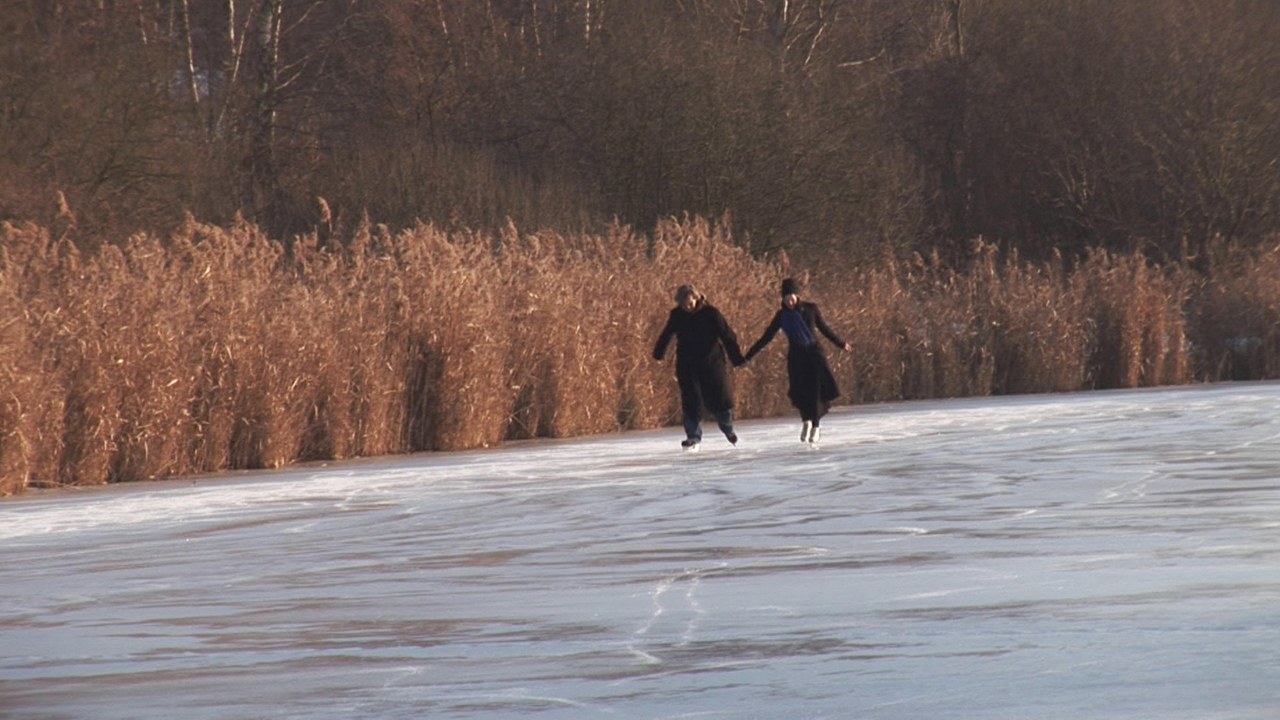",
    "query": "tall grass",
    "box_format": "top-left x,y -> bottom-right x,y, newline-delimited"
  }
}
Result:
1,218 -> 1277,496
1185,238 -> 1280,380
